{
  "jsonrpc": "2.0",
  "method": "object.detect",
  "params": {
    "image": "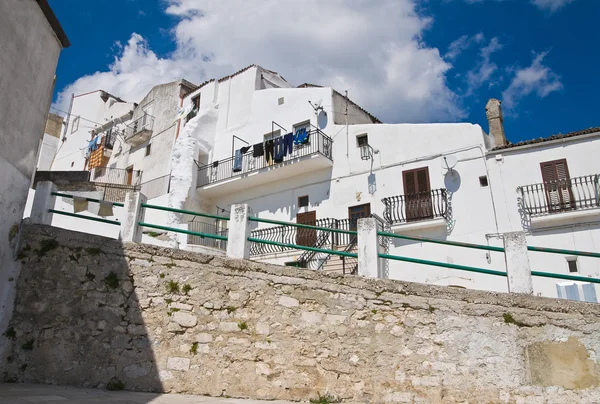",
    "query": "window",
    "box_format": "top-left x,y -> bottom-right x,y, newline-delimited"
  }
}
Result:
298,195 -> 309,208
540,159 -> 573,212
348,203 -> 371,231
192,95 -> 200,111
71,116 -> 80,134
263,129 -> 281,142
293,120 -> 310,133
479,175 -> 488,187
403,167 -> 433,222
145,144 -> 152,157
356,134 -> 369,147
567,257 -> 578,273
278,97 -> 285,105
71,161 -> 74,167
